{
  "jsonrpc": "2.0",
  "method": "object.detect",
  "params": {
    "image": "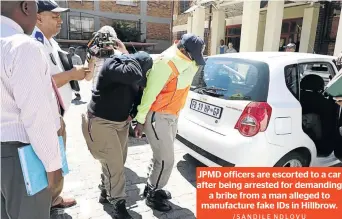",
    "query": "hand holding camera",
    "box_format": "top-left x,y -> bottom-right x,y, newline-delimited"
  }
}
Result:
113,38 -> 129,55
